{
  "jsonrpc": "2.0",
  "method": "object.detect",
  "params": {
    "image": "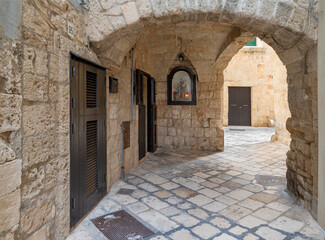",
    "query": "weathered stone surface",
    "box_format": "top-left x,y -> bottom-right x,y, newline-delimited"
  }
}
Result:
0,160 -> 21,197
22,134 -> 55,169
23,74 -> 48,102
21,166 -> 45,201
22,104 -> 55,137
0,40 -> 22,95
27,225 -> 48,240
0,139 -> 16,165
121,2 -> 139,25
0,94 -> 22,133
20,199 -> 55,235
22,2 -> 51,39
0,189 -> 21,232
